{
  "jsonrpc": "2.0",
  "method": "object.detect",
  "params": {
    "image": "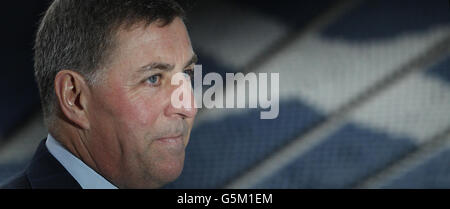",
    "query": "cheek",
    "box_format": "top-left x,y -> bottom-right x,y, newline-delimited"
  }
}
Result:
113,90 -> 163,130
